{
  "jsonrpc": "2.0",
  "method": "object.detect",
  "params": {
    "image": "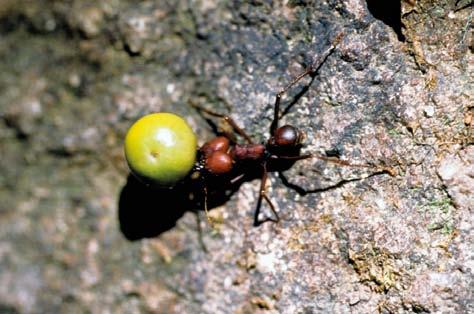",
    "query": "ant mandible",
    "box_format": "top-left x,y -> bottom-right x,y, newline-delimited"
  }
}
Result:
188,32 -> 391,226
